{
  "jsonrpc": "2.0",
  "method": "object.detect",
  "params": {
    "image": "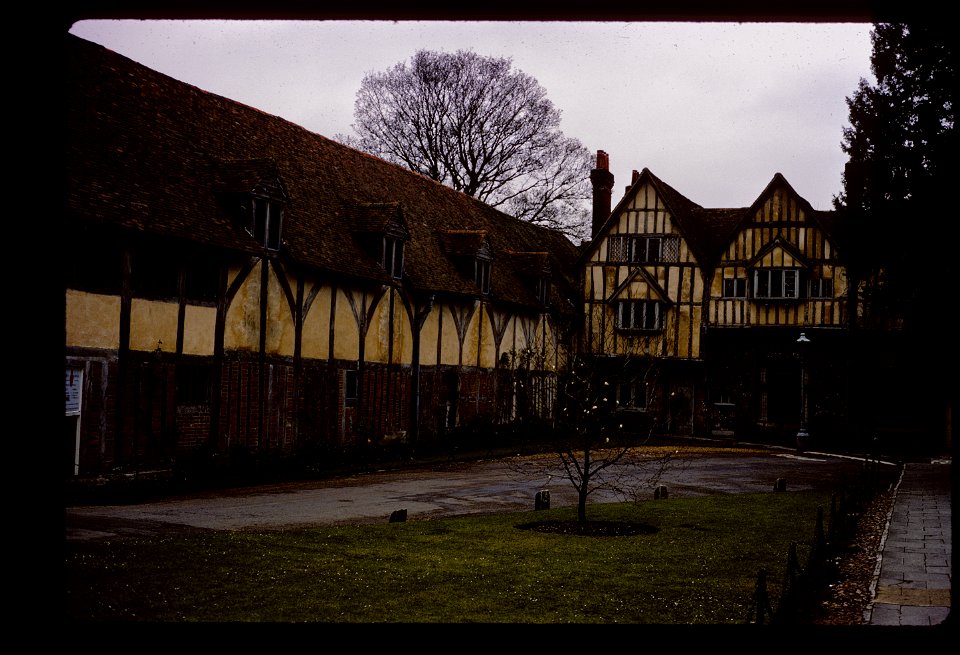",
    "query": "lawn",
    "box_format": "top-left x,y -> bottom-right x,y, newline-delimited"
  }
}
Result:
64,490 -> 834,623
